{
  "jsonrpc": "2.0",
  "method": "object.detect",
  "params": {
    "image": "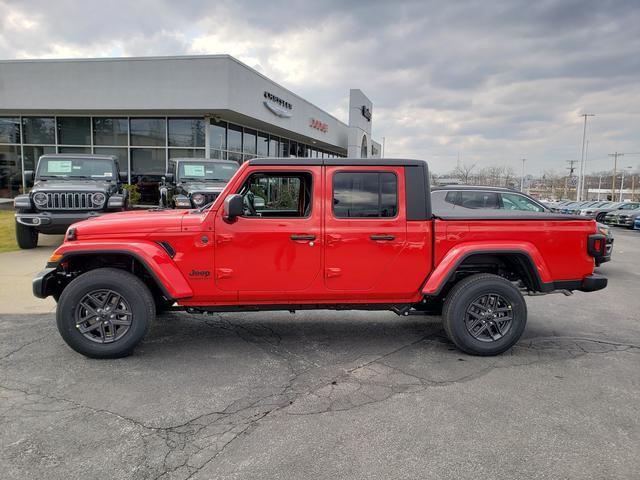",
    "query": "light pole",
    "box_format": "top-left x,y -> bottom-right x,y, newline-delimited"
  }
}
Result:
577,113 -> 595,201
619,166 -> 633,202
520,158 -> 526,192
